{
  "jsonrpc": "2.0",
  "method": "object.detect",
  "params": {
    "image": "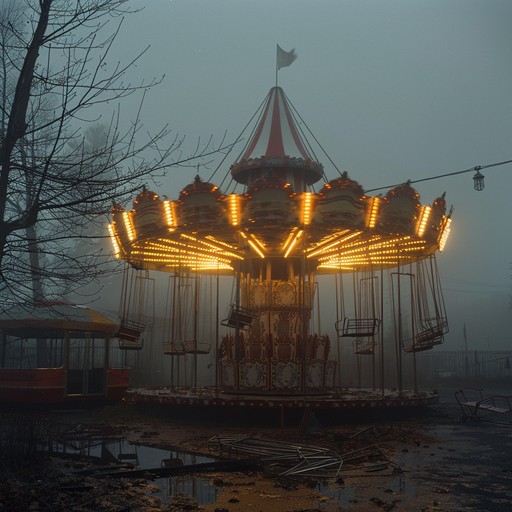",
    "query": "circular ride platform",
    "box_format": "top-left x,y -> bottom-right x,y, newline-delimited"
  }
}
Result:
124,387 -> 439,411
